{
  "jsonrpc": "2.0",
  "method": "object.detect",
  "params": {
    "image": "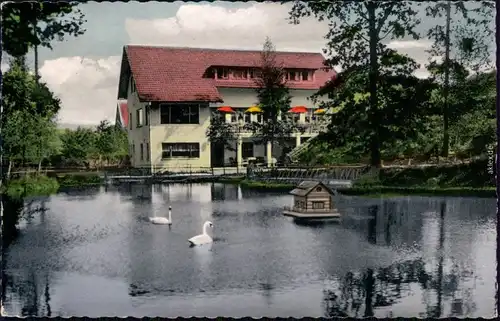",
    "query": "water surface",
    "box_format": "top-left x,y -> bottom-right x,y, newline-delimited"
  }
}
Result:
2,183 -> 496,318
